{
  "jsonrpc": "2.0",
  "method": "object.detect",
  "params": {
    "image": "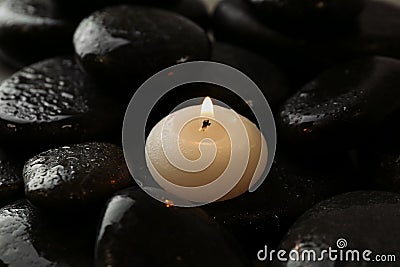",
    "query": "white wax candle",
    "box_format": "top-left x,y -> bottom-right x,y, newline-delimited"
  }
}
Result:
145,97 -> 268,203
